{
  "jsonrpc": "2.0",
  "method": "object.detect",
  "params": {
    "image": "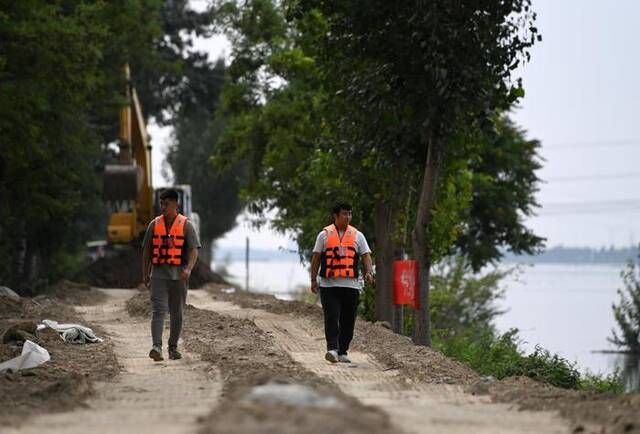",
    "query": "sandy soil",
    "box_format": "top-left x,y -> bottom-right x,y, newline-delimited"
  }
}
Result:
127,288 -> 398,434
4,289 -> 221,434
205,284 -> 640,434
187,288 -> 569,434
5,281 -> 639,434
0,284 -> 118,427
